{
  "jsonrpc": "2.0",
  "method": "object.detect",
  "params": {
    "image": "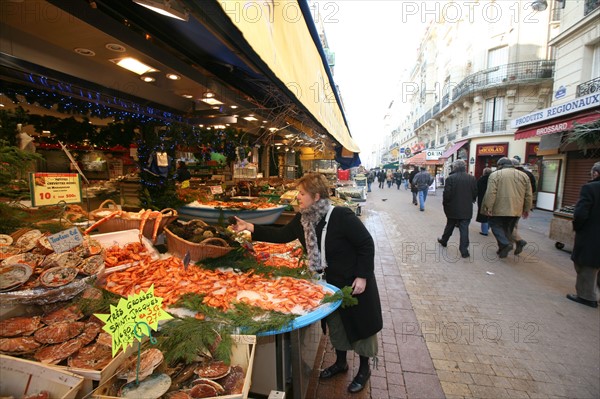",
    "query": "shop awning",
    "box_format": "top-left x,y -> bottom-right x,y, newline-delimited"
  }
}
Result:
514,111 -> 600,140
440,140 -> 468,159
218,1 -> 360,153
404,152 -> 444,166
382,161 -> 399,169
